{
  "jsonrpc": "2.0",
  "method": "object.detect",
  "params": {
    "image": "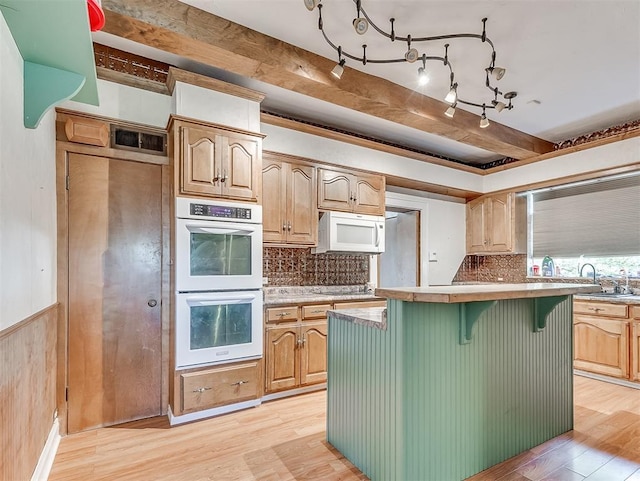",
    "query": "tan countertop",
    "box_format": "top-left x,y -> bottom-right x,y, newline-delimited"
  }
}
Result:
574,293 -> 640,305
375,283 -> 601,303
